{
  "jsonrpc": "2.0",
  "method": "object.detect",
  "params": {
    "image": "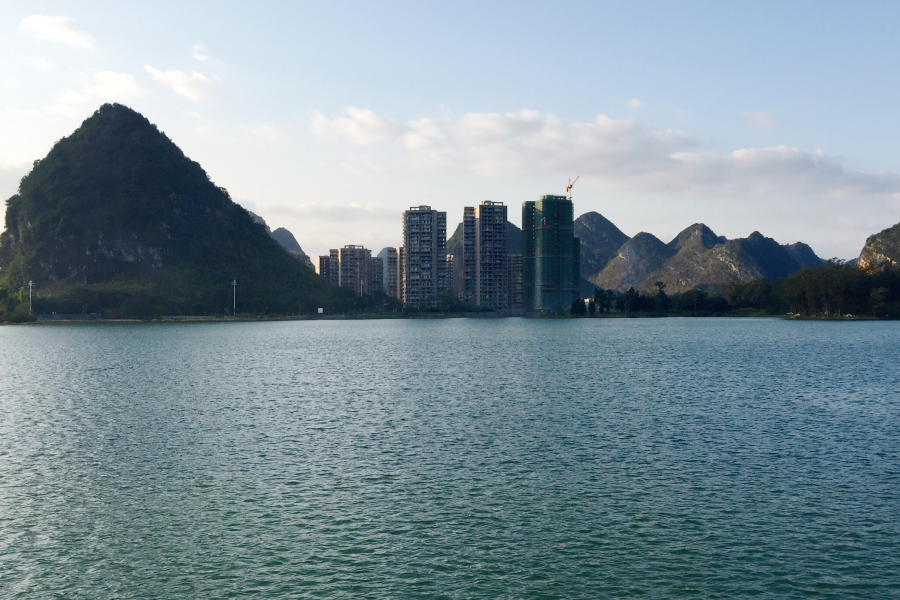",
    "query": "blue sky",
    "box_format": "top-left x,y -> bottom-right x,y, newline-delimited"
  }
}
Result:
2,1 -> 899,259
